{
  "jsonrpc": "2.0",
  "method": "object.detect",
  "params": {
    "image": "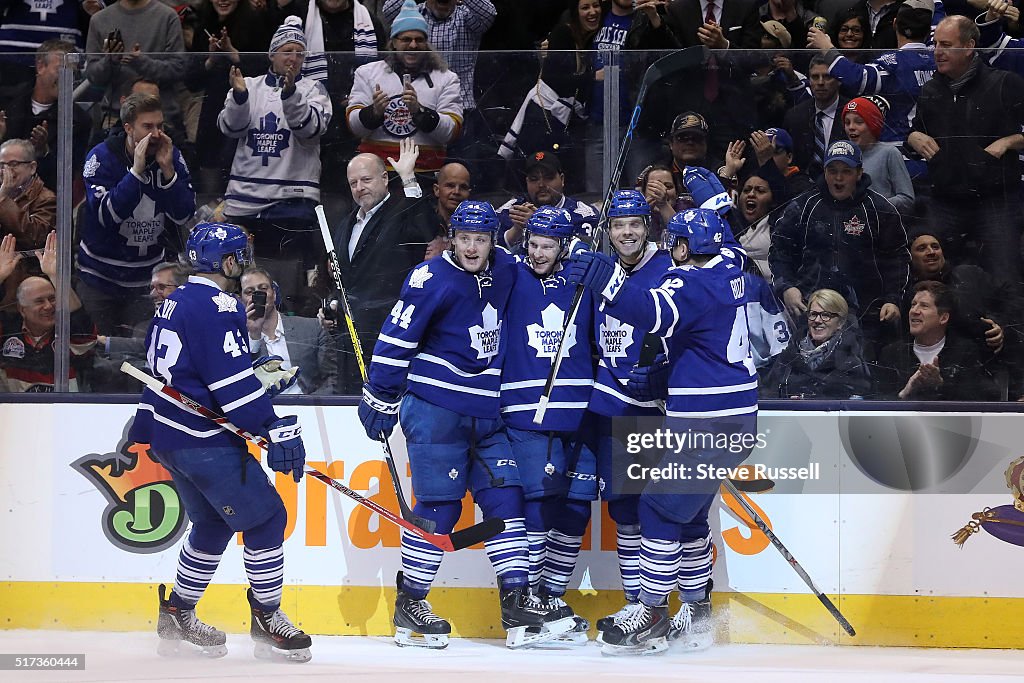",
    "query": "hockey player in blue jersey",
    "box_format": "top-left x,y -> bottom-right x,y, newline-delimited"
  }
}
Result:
579,189 -> 672,643
358,200 -> 574,649
502,206 -> 596,643
567,205 -> 759,655
130,223 -> 312,662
